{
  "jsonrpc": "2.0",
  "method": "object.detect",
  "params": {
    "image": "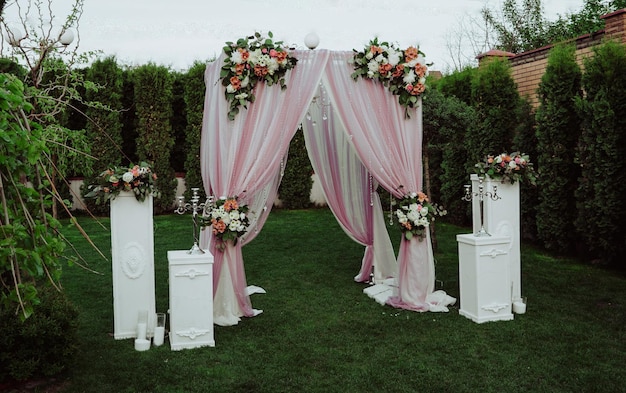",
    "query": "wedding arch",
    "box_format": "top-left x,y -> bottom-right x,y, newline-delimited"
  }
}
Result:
200,48 -> 455,326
